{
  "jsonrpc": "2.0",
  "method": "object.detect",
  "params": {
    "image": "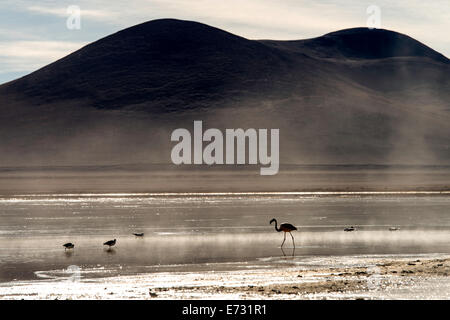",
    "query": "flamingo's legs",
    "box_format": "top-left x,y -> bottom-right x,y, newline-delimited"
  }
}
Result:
281,232 -> 286,248
289,232 -> 295,249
